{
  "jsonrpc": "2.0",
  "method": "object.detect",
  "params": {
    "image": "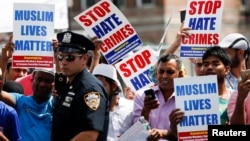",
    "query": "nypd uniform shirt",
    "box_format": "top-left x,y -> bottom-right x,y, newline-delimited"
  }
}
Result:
51,68 -> 109,141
